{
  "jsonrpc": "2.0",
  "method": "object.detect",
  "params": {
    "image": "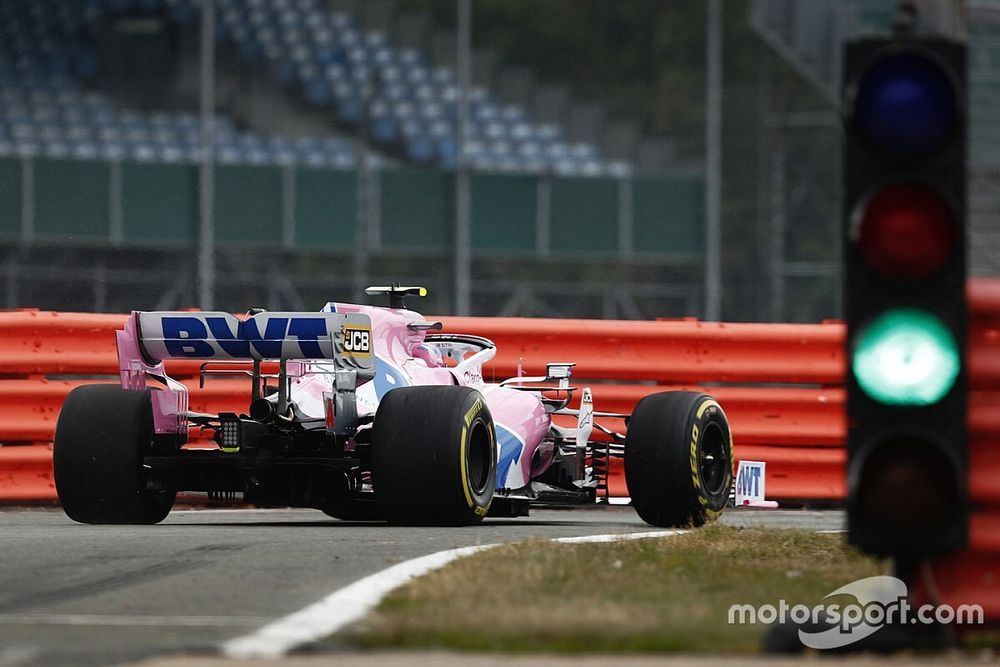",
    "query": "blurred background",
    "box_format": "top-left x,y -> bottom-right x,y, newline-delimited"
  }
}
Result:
0,0 -> 995,320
